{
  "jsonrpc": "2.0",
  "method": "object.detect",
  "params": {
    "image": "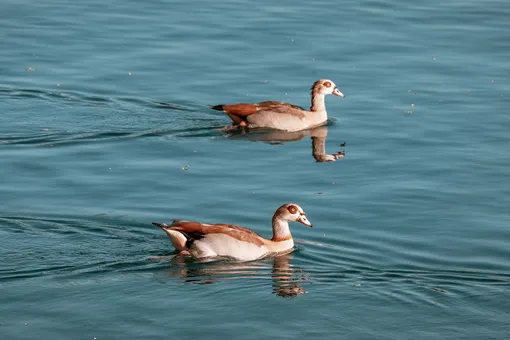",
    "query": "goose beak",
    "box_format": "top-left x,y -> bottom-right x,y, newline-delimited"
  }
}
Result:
333,87 -> 345,98
297,214 -> 313,227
